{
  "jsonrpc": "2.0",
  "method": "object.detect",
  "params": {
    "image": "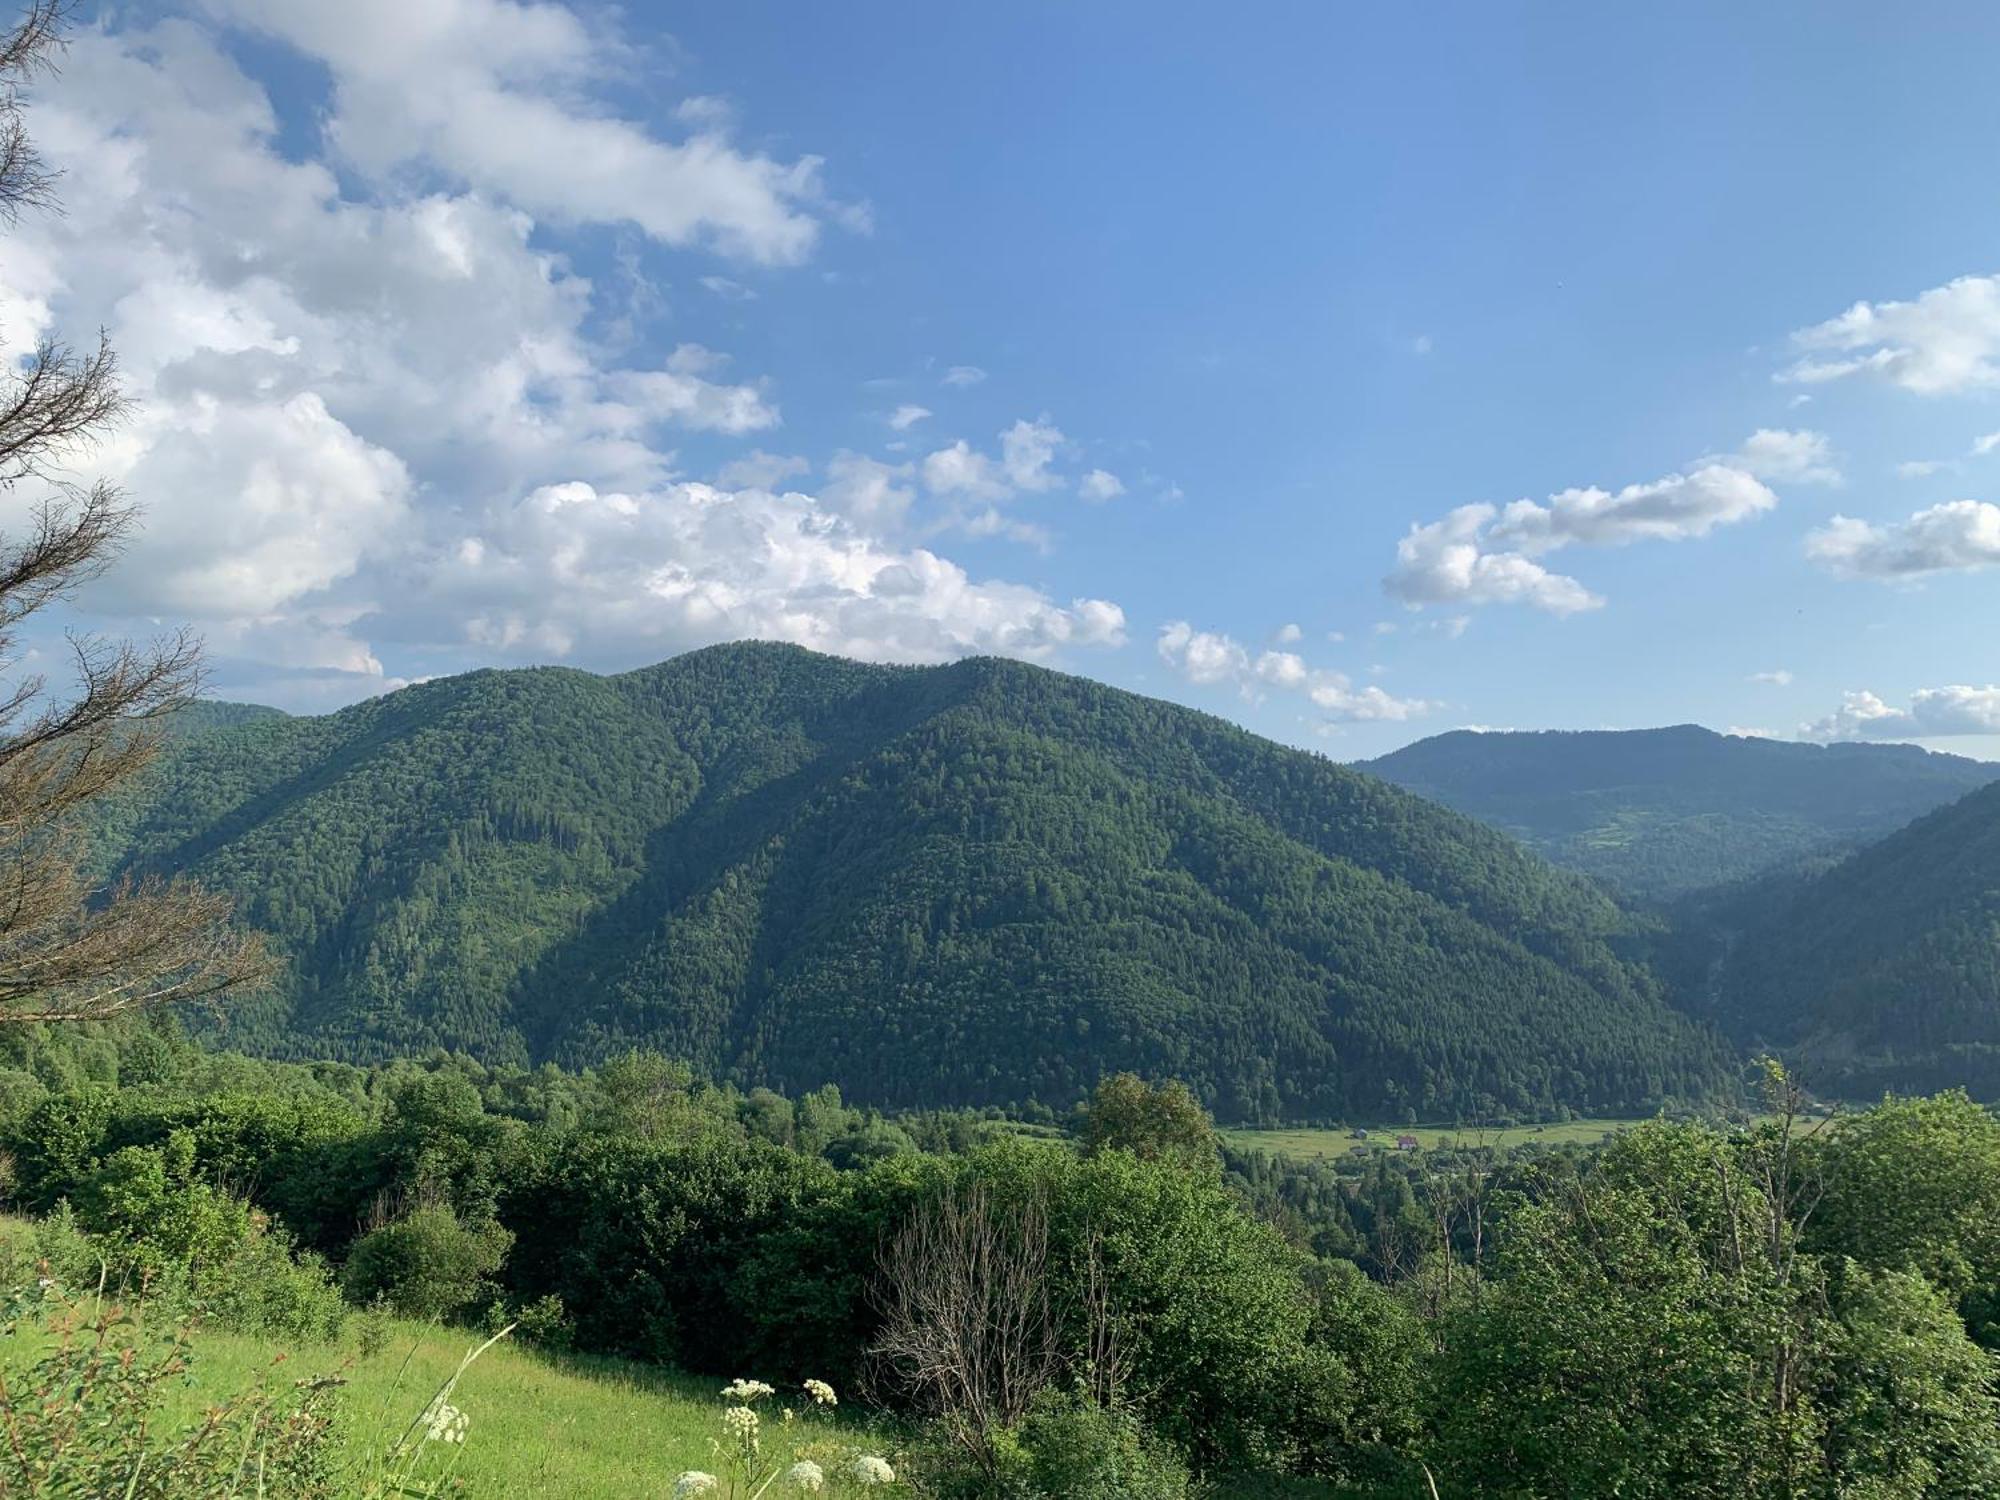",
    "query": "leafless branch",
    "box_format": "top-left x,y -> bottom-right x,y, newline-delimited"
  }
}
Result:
0,0 -> 268,1027
868,1185 -> 1066,1473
